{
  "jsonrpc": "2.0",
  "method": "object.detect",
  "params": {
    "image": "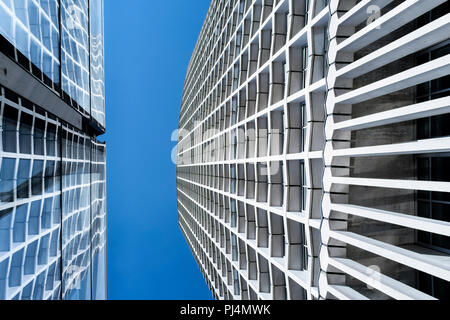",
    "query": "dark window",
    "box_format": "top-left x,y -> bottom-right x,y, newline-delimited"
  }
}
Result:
2,105 -> 18,153
31,160 -> 44,196
17,159 -> 31,199
33,118 -> 45,156
0,158 -> 16,203
19,112 -> 33,154
45,160 -> 55,194
46,123 -> 57,157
